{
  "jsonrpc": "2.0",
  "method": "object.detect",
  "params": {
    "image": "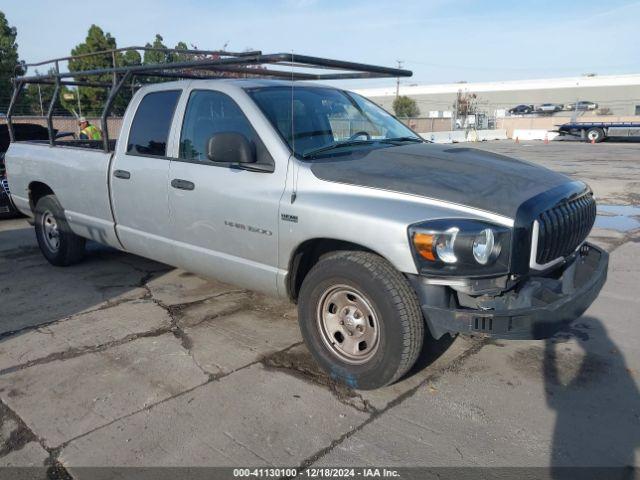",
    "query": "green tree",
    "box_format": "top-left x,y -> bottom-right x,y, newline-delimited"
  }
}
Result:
143,36 -> 192,65
143,34 -> 169,64
392,96 -> 420,118
67,25 -> 147,116
122,49 -> 142,66
0,11 -> 23,111
140,35 -> 192,83
68,25 -> 120,115
172,41 -> 191,62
